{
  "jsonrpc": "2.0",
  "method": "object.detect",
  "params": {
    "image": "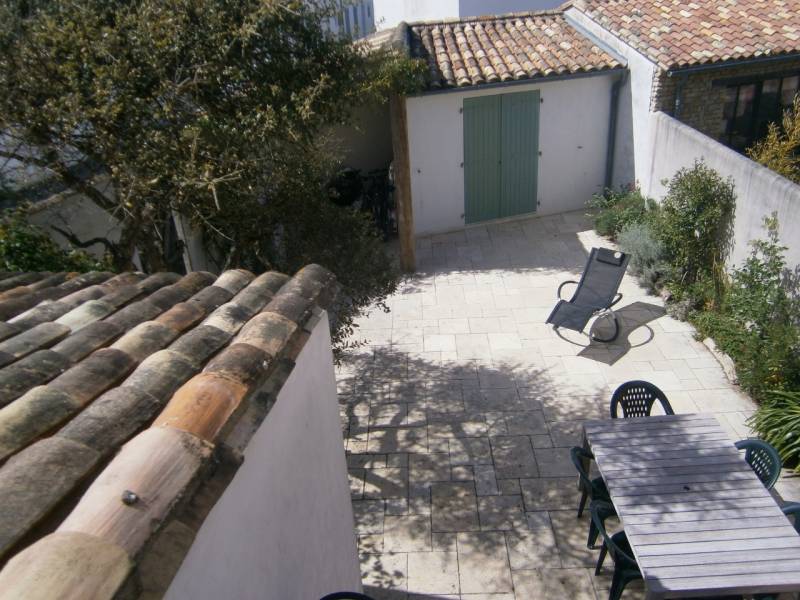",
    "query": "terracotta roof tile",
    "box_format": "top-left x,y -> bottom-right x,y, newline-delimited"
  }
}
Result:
410,10 -> 622,88
572,0 -> 800,70
0,263 -> 337,591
